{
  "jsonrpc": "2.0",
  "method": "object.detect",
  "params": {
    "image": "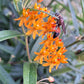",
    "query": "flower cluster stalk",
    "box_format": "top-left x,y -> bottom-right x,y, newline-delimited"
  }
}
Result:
22,25 -> 32,63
